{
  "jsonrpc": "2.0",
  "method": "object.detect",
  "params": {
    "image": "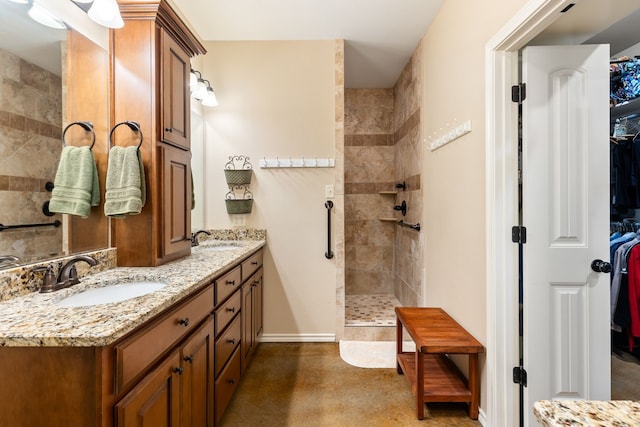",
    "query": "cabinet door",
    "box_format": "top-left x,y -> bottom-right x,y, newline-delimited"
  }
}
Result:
242,267 -> 263,370
115,350 -> 182,427
160,144 -> 191,261
181,316 -> 215,427
161,30 -> 190,150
